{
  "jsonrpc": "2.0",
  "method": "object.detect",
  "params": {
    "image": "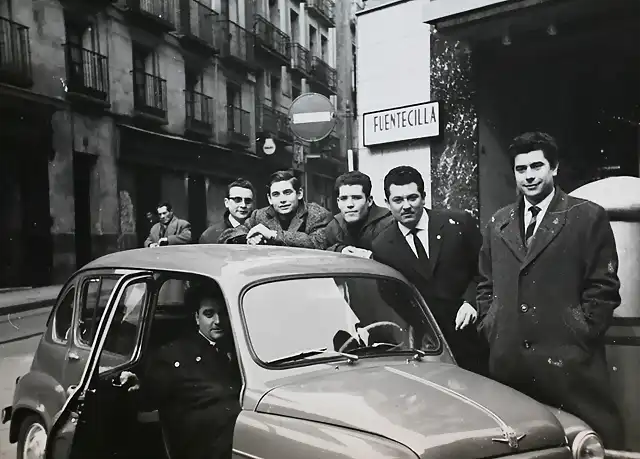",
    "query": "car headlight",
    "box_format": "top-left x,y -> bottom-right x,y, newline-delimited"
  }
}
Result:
572,430 -> 605,459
